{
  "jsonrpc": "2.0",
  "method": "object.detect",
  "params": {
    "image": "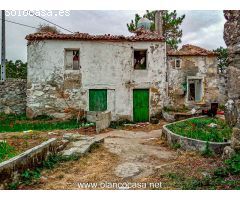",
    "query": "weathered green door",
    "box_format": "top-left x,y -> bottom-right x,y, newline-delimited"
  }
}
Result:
133,89 -> 149,122
89,89 -> 107,111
